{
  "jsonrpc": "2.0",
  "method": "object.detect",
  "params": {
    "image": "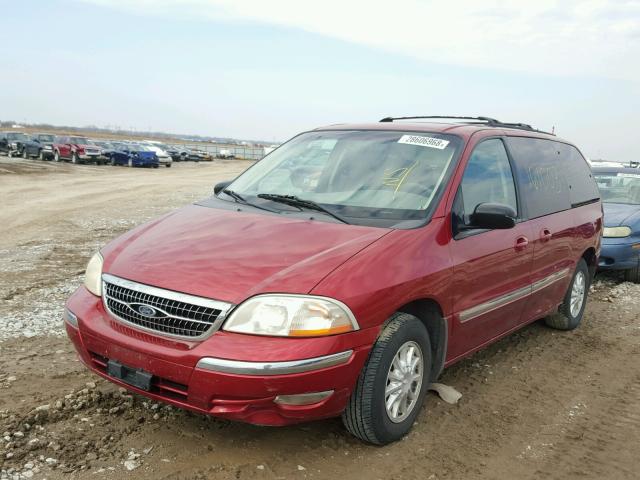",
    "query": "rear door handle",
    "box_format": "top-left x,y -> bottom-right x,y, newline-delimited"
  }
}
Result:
540,228 -> 553,241
515,236 -> 529,251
